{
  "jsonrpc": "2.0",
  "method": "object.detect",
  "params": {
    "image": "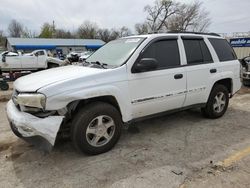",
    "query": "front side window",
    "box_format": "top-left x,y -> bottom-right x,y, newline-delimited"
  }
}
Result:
208,38 -> 237,61
183,39 -> 213,65
140,39 -> 180,69
38,51 -> 45,56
